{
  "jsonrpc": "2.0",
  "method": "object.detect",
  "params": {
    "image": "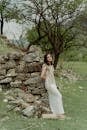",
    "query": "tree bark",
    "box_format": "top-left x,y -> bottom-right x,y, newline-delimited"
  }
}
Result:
53,53 -> 60,69
1,11 -> 4,35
